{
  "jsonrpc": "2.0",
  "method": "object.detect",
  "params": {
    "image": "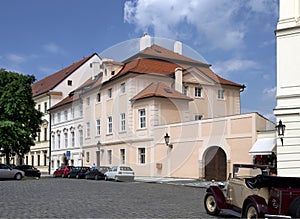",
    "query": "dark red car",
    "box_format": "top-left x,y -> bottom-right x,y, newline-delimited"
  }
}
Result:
53,165 -> 73,178
204,164 -> 300,218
